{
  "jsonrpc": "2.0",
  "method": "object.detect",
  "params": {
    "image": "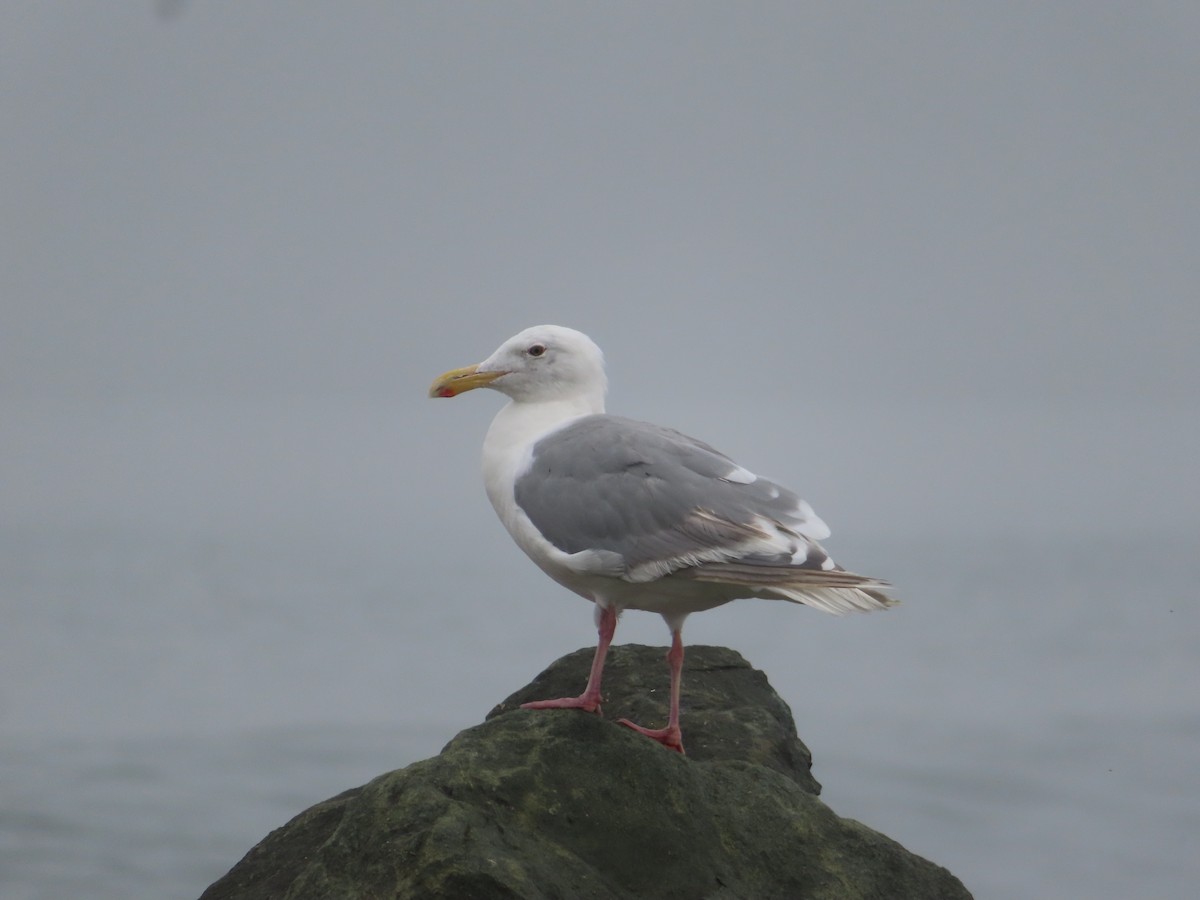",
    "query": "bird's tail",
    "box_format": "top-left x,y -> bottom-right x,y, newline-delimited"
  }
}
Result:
678,562 -> 896,616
